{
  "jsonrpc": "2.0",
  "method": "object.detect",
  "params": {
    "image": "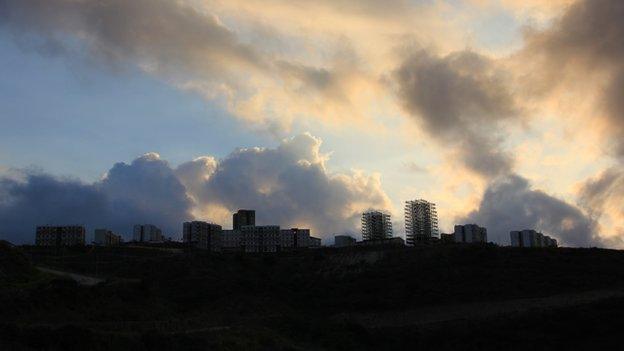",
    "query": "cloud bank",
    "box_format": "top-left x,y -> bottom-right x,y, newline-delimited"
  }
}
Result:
0,0 -> 379,134
462,175 -> 598,247
0,154 -> 192,243
0,134 -> 391,244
